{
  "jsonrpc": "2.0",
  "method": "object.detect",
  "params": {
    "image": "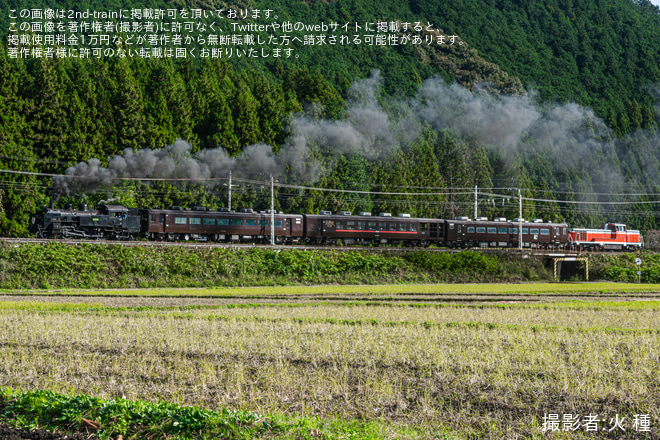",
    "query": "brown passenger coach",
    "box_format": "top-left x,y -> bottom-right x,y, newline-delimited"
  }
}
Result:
142,206 -> 303,243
